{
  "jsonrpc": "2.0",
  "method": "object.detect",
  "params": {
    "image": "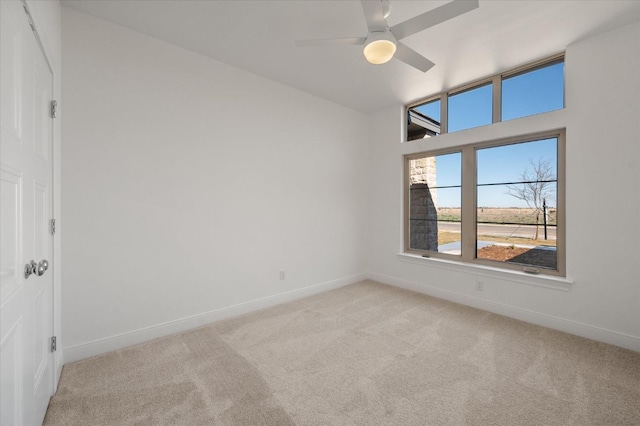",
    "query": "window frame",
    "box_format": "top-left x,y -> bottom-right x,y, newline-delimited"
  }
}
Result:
406,53 -> 564,140
404,129 -> 566,277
